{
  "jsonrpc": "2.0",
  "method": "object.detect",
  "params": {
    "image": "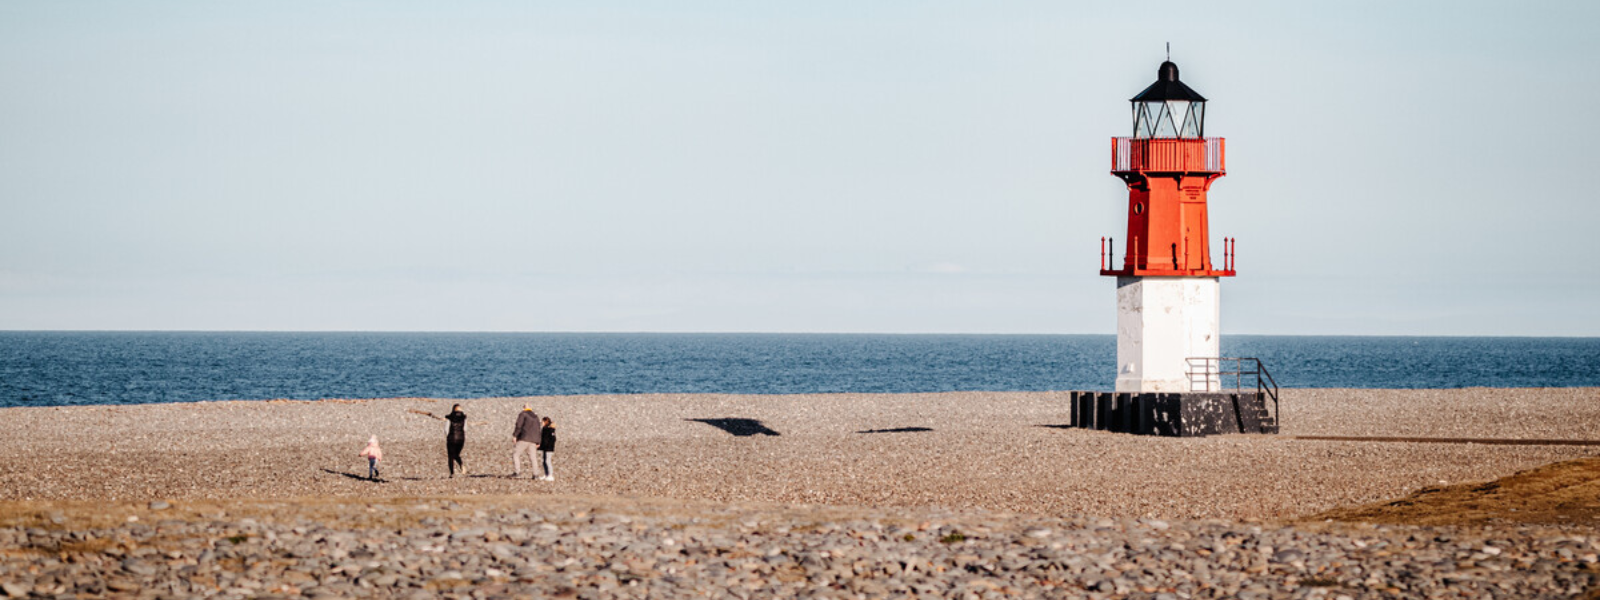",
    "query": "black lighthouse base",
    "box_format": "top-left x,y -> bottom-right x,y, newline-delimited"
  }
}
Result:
1068,391 -> 1278,437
